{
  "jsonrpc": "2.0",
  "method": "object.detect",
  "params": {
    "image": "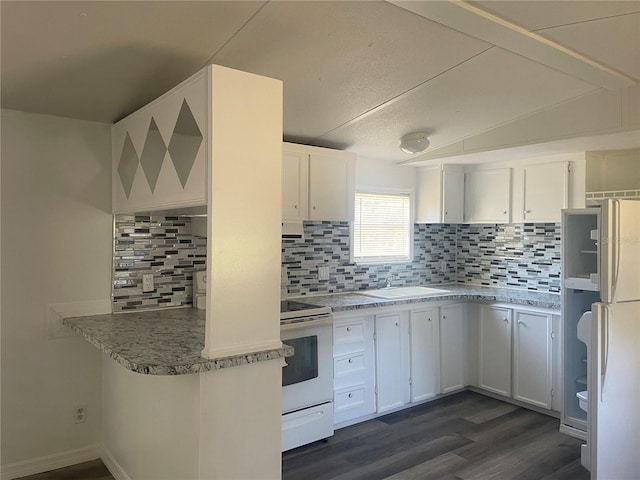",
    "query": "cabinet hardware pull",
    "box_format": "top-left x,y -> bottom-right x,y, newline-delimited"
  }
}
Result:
346,327 -> 351,332
503,211 -> 507,214
294,205 -> 297,209
524,210 -> 531,214
348,358 -> 353,363
443,316 -> 446,320
348,393 -> 352,398
504,318 -> 509,323
518,321 -> 525,326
